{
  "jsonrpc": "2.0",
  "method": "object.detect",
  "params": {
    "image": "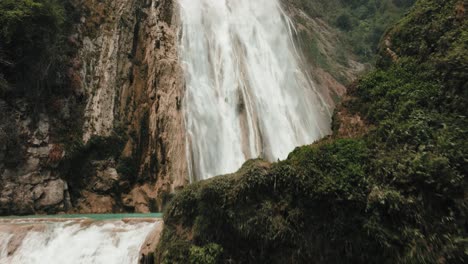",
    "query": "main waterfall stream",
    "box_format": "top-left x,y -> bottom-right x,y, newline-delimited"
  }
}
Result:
180,0 -> 332,180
